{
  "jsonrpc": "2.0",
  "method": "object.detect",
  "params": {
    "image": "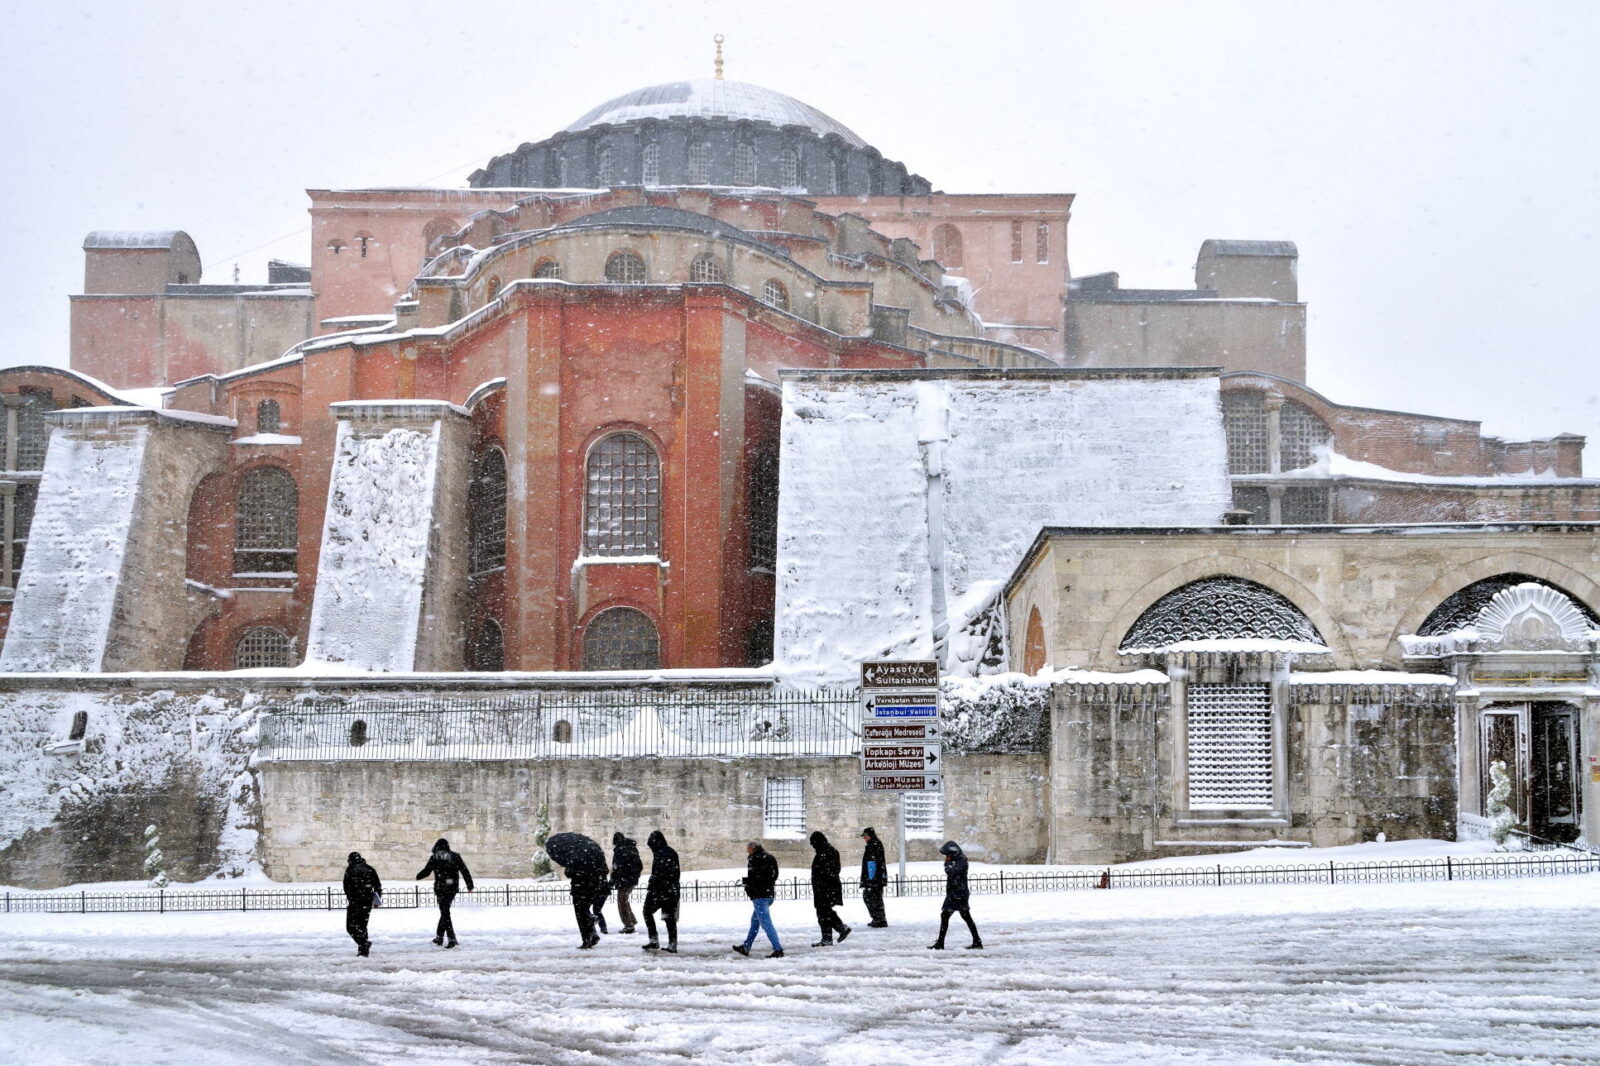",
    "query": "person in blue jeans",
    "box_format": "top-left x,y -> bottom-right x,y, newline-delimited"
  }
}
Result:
732,841 -> 784,958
